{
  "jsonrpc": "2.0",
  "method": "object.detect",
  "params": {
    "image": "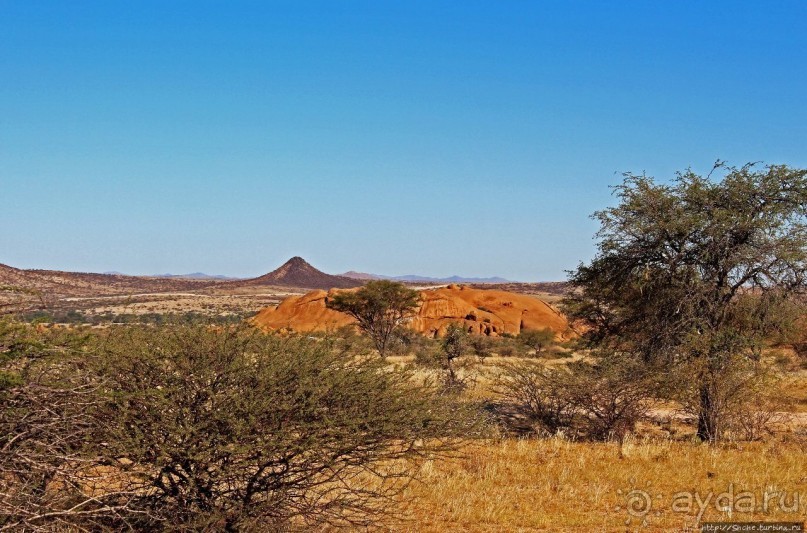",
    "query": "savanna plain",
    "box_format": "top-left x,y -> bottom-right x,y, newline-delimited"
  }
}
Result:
3,165 -> 807,532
